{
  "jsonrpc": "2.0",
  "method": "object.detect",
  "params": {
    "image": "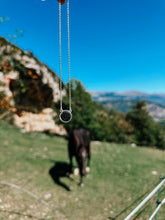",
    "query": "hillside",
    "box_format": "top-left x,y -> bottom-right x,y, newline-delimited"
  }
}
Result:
0,123 -> 165,220
0,37 -> 65,134
90,91 -> 165,120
